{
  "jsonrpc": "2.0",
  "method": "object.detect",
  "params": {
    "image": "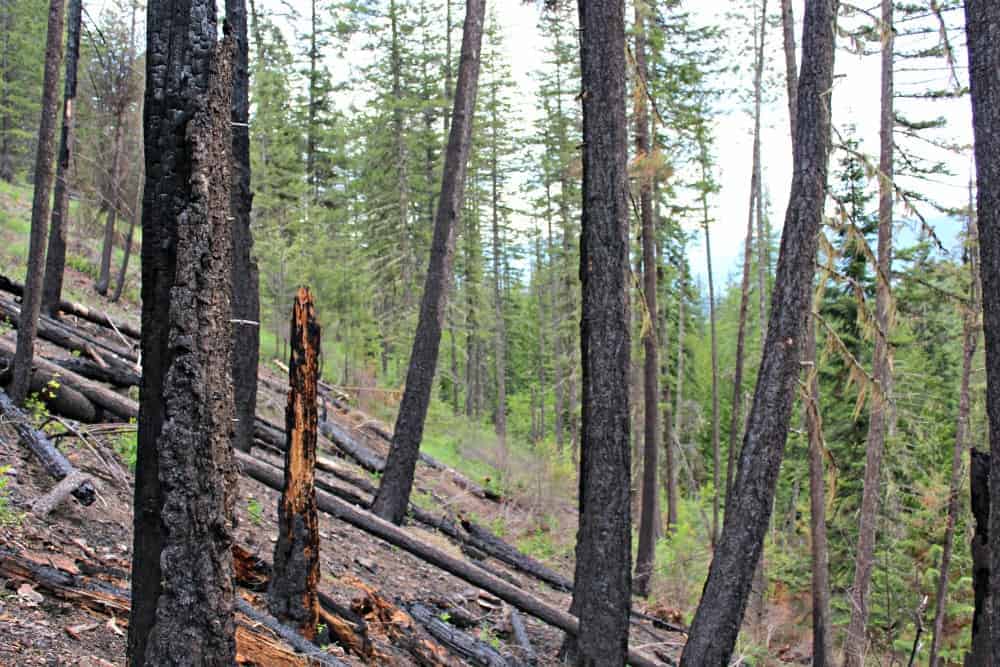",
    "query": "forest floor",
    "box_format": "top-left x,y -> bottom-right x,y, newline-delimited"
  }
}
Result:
0,182 -> 811,665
